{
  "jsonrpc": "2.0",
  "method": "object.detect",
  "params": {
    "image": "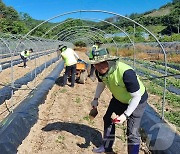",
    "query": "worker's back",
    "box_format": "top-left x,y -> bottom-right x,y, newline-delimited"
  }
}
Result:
20,50 -> 30,58
61,48 -> 77,66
